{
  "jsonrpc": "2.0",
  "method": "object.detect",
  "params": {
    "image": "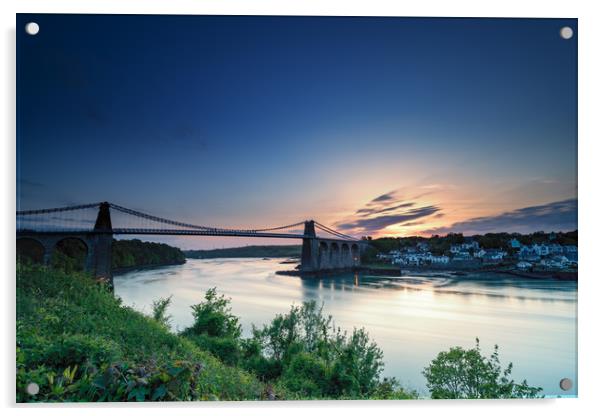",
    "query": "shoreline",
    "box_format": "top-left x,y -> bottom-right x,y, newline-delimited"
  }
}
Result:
112,260 -> 186,276
276,264 -> 577,281
126,258 -> 577,282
